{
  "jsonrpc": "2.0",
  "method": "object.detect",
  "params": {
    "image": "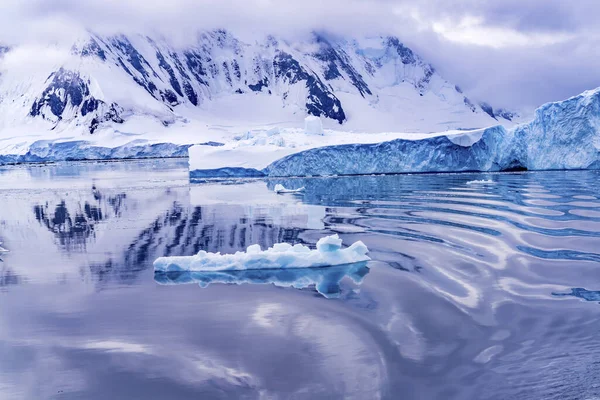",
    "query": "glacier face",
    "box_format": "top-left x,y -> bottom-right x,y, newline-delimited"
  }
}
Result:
519,88 -> 600,170
263,126 -> 526,176
0,140 -> 191,164
247,88 -> 600,177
